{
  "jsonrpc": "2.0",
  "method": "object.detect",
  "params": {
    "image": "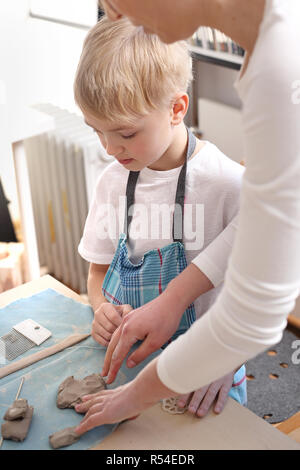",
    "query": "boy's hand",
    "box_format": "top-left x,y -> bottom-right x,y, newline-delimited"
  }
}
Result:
177,371 -> 235,417
92,303 -> 133,347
